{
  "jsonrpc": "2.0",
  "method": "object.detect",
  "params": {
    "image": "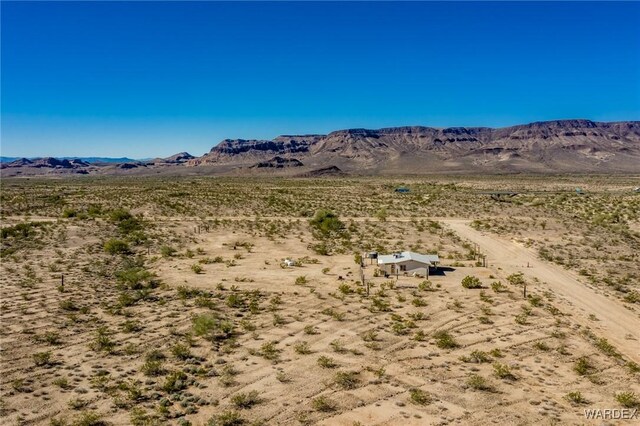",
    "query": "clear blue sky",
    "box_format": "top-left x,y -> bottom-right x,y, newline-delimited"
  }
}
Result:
2,1 -> 639,158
